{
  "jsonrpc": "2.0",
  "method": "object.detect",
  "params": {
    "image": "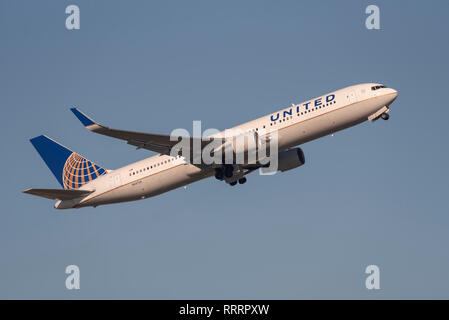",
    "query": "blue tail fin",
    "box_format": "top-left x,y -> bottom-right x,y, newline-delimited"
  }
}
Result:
30,135 -> 107,189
